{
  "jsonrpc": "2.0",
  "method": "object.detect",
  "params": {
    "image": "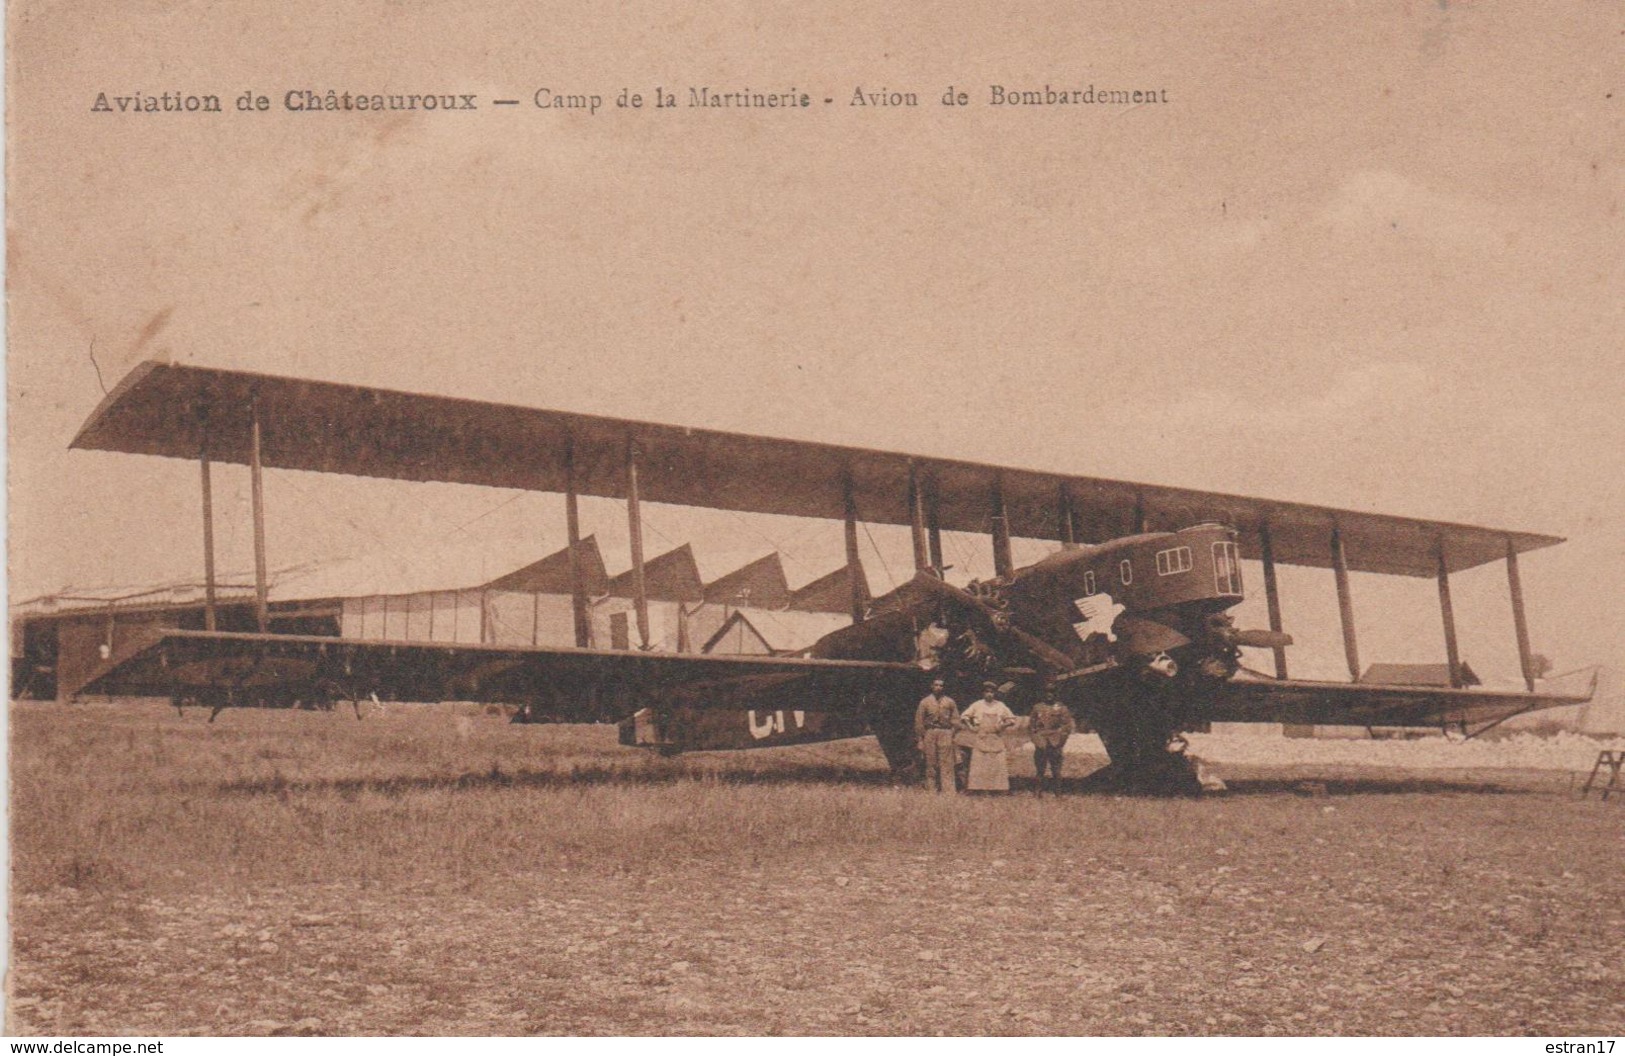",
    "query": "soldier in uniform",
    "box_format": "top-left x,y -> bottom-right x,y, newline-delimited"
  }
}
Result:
1028,684 -> 1076,795
914,677 -> 960,793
